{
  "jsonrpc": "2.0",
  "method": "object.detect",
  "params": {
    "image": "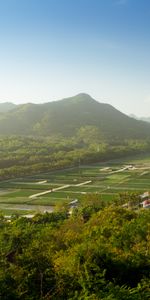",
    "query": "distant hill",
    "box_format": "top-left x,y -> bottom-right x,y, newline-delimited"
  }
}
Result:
141,117 -> 150,123
0,93 -> 150,140
0,102 -> 16,113
130,114 -> 150,123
